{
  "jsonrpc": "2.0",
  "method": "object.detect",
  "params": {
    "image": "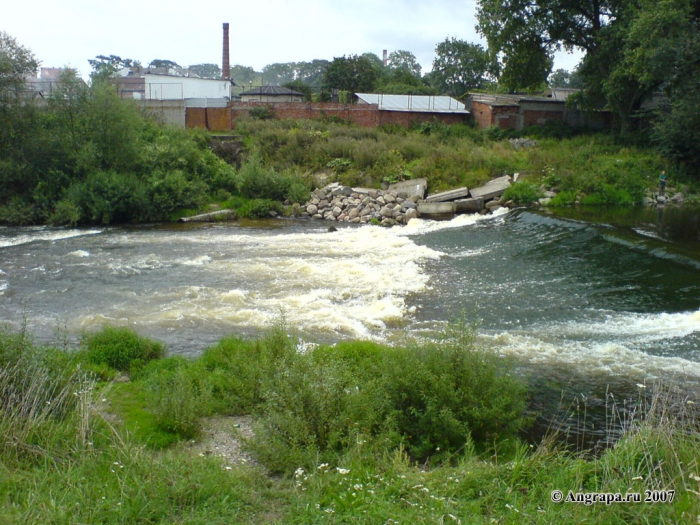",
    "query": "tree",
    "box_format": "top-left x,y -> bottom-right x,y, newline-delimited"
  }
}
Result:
294,59 -> 329,89
188,63 -> 222,79
230,65 -> 261,90
322,55 -> 380,96
548,68 -> 583,88
387,50 -> 422,79
0,31 -> 39,101
88,55 -> 140,82
430,38 -> 497,97
148,59 -> 181,69
283,79 -> 312,101
476,0 -> 625,90
262,62 -> 297,85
